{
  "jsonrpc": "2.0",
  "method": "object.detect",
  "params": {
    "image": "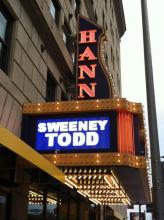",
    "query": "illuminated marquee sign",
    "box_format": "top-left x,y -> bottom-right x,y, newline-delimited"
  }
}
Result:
77,16 -> 112,100
35,116 -> 110,152
22,100 -> 146,156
